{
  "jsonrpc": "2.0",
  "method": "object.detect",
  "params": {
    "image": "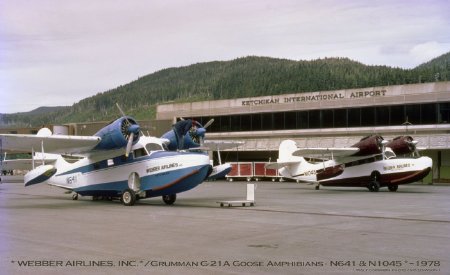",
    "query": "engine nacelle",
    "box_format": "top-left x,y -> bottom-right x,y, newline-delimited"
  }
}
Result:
351,135 -> 384,156
93,117 -> 140,150
386,136 -> 416,155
